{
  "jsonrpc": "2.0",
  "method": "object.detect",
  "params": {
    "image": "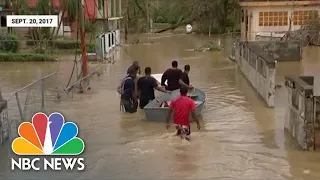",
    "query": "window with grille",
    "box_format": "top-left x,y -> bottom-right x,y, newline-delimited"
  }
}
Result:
259,11 -> 288,26
293,10 -> 318,26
